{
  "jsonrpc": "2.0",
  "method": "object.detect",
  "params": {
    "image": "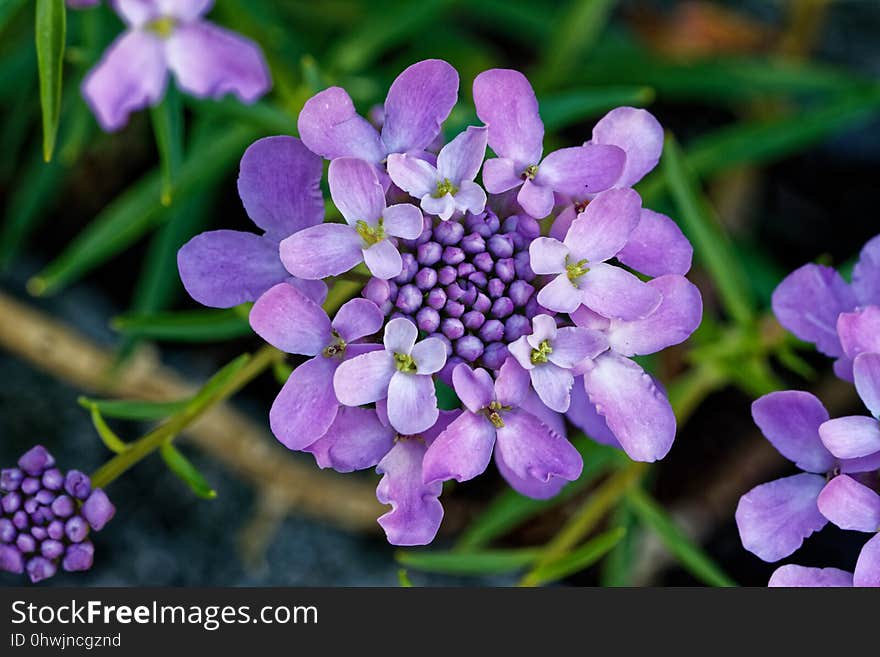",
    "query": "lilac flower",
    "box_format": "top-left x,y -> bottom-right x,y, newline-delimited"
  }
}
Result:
387,126 -> 488,220
280,157 -> 423,280
590,107 -> 665,190
179,136 -> 327,309
508,314 -> 608,413
333,318 -> 447,435
0,446 -> 114,583
83,0 -> 270,132
249,283 -> 384,451
297,59 -> 458,166
768,565 -> 855,587
818,352 -> 880,462
422,359 -> 583,496
473,68 -> 625,219
529,188 -> 661,319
